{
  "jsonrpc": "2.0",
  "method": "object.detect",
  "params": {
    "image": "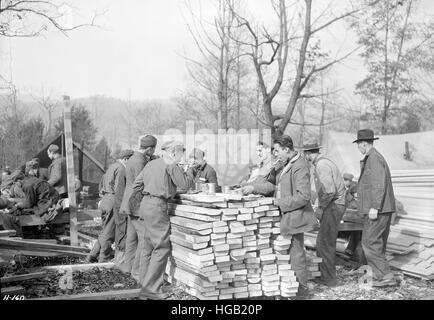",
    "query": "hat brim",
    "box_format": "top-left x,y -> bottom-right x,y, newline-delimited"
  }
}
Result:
352,137 -> 379,143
